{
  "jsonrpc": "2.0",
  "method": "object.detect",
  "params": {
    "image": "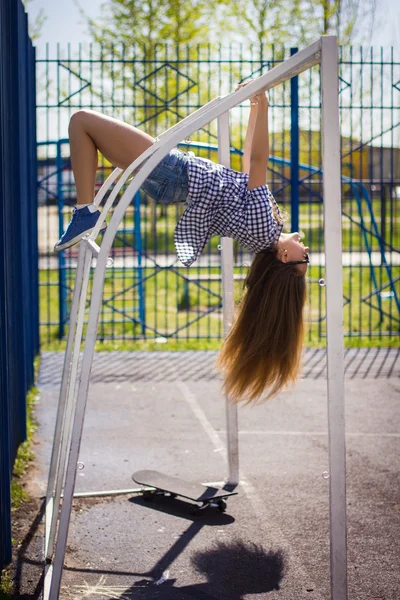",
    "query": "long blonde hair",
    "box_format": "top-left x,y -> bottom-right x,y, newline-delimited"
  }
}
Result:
217,248 -> 307,405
